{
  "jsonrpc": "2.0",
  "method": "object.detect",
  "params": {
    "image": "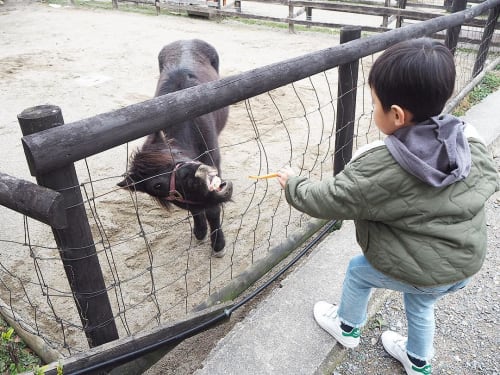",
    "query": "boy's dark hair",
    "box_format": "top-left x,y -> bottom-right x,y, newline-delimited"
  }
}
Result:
368,38 -> 455,123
